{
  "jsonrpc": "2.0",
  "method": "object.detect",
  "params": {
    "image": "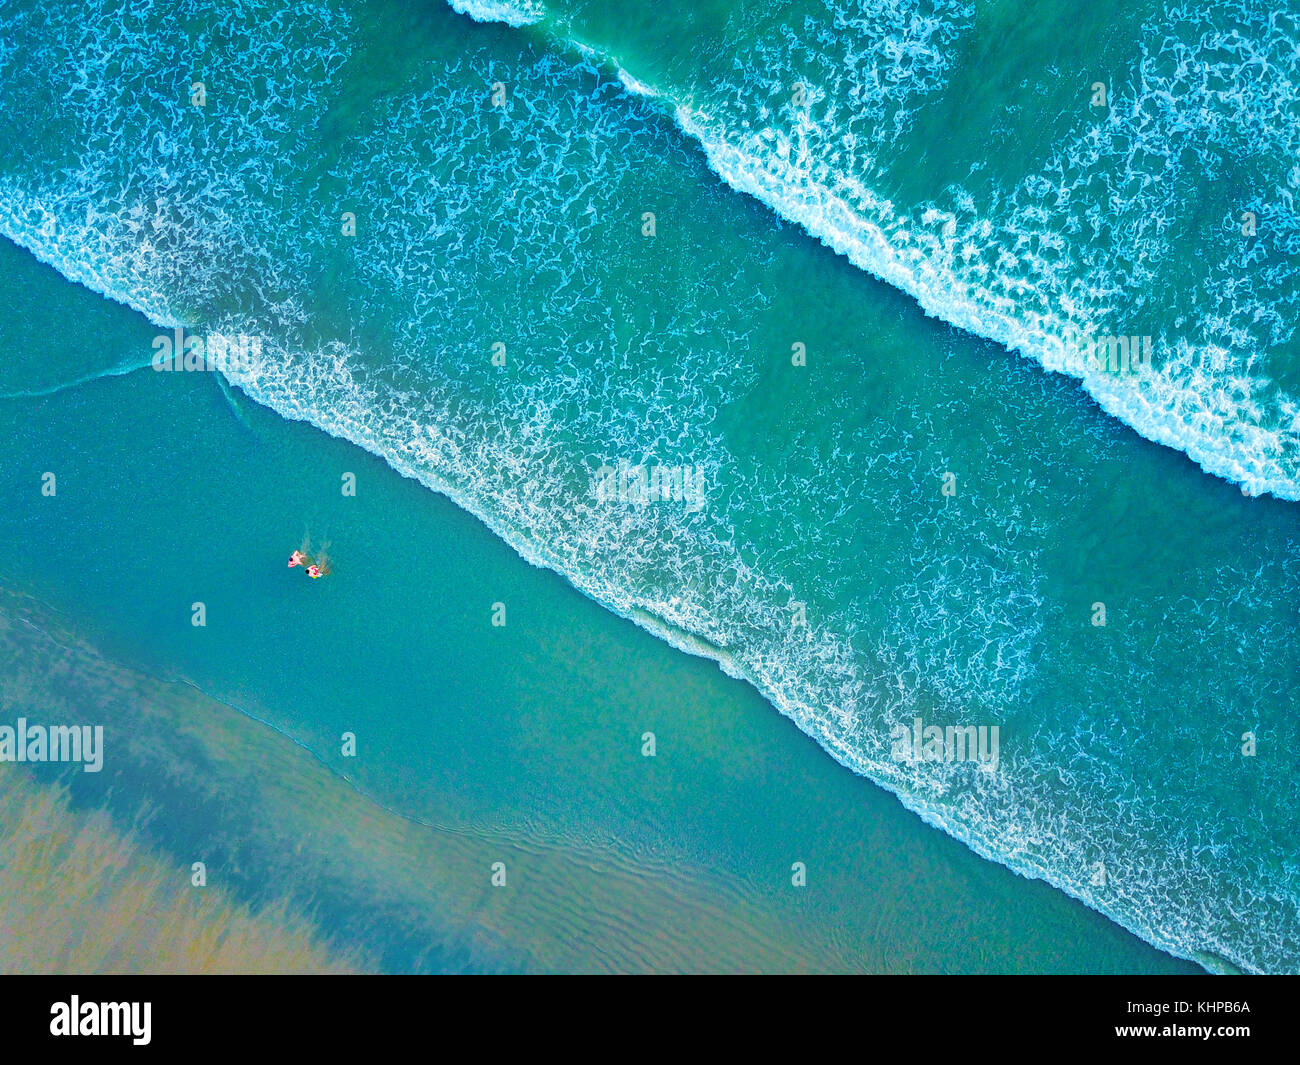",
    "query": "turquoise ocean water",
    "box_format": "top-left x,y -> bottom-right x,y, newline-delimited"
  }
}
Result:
0,0 -> 1295,972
